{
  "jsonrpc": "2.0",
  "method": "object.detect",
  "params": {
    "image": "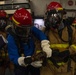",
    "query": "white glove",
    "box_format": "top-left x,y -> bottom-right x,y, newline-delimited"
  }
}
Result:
31,61 -> 43,68
18,56 -> 31,67
41,40 -> 52,58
